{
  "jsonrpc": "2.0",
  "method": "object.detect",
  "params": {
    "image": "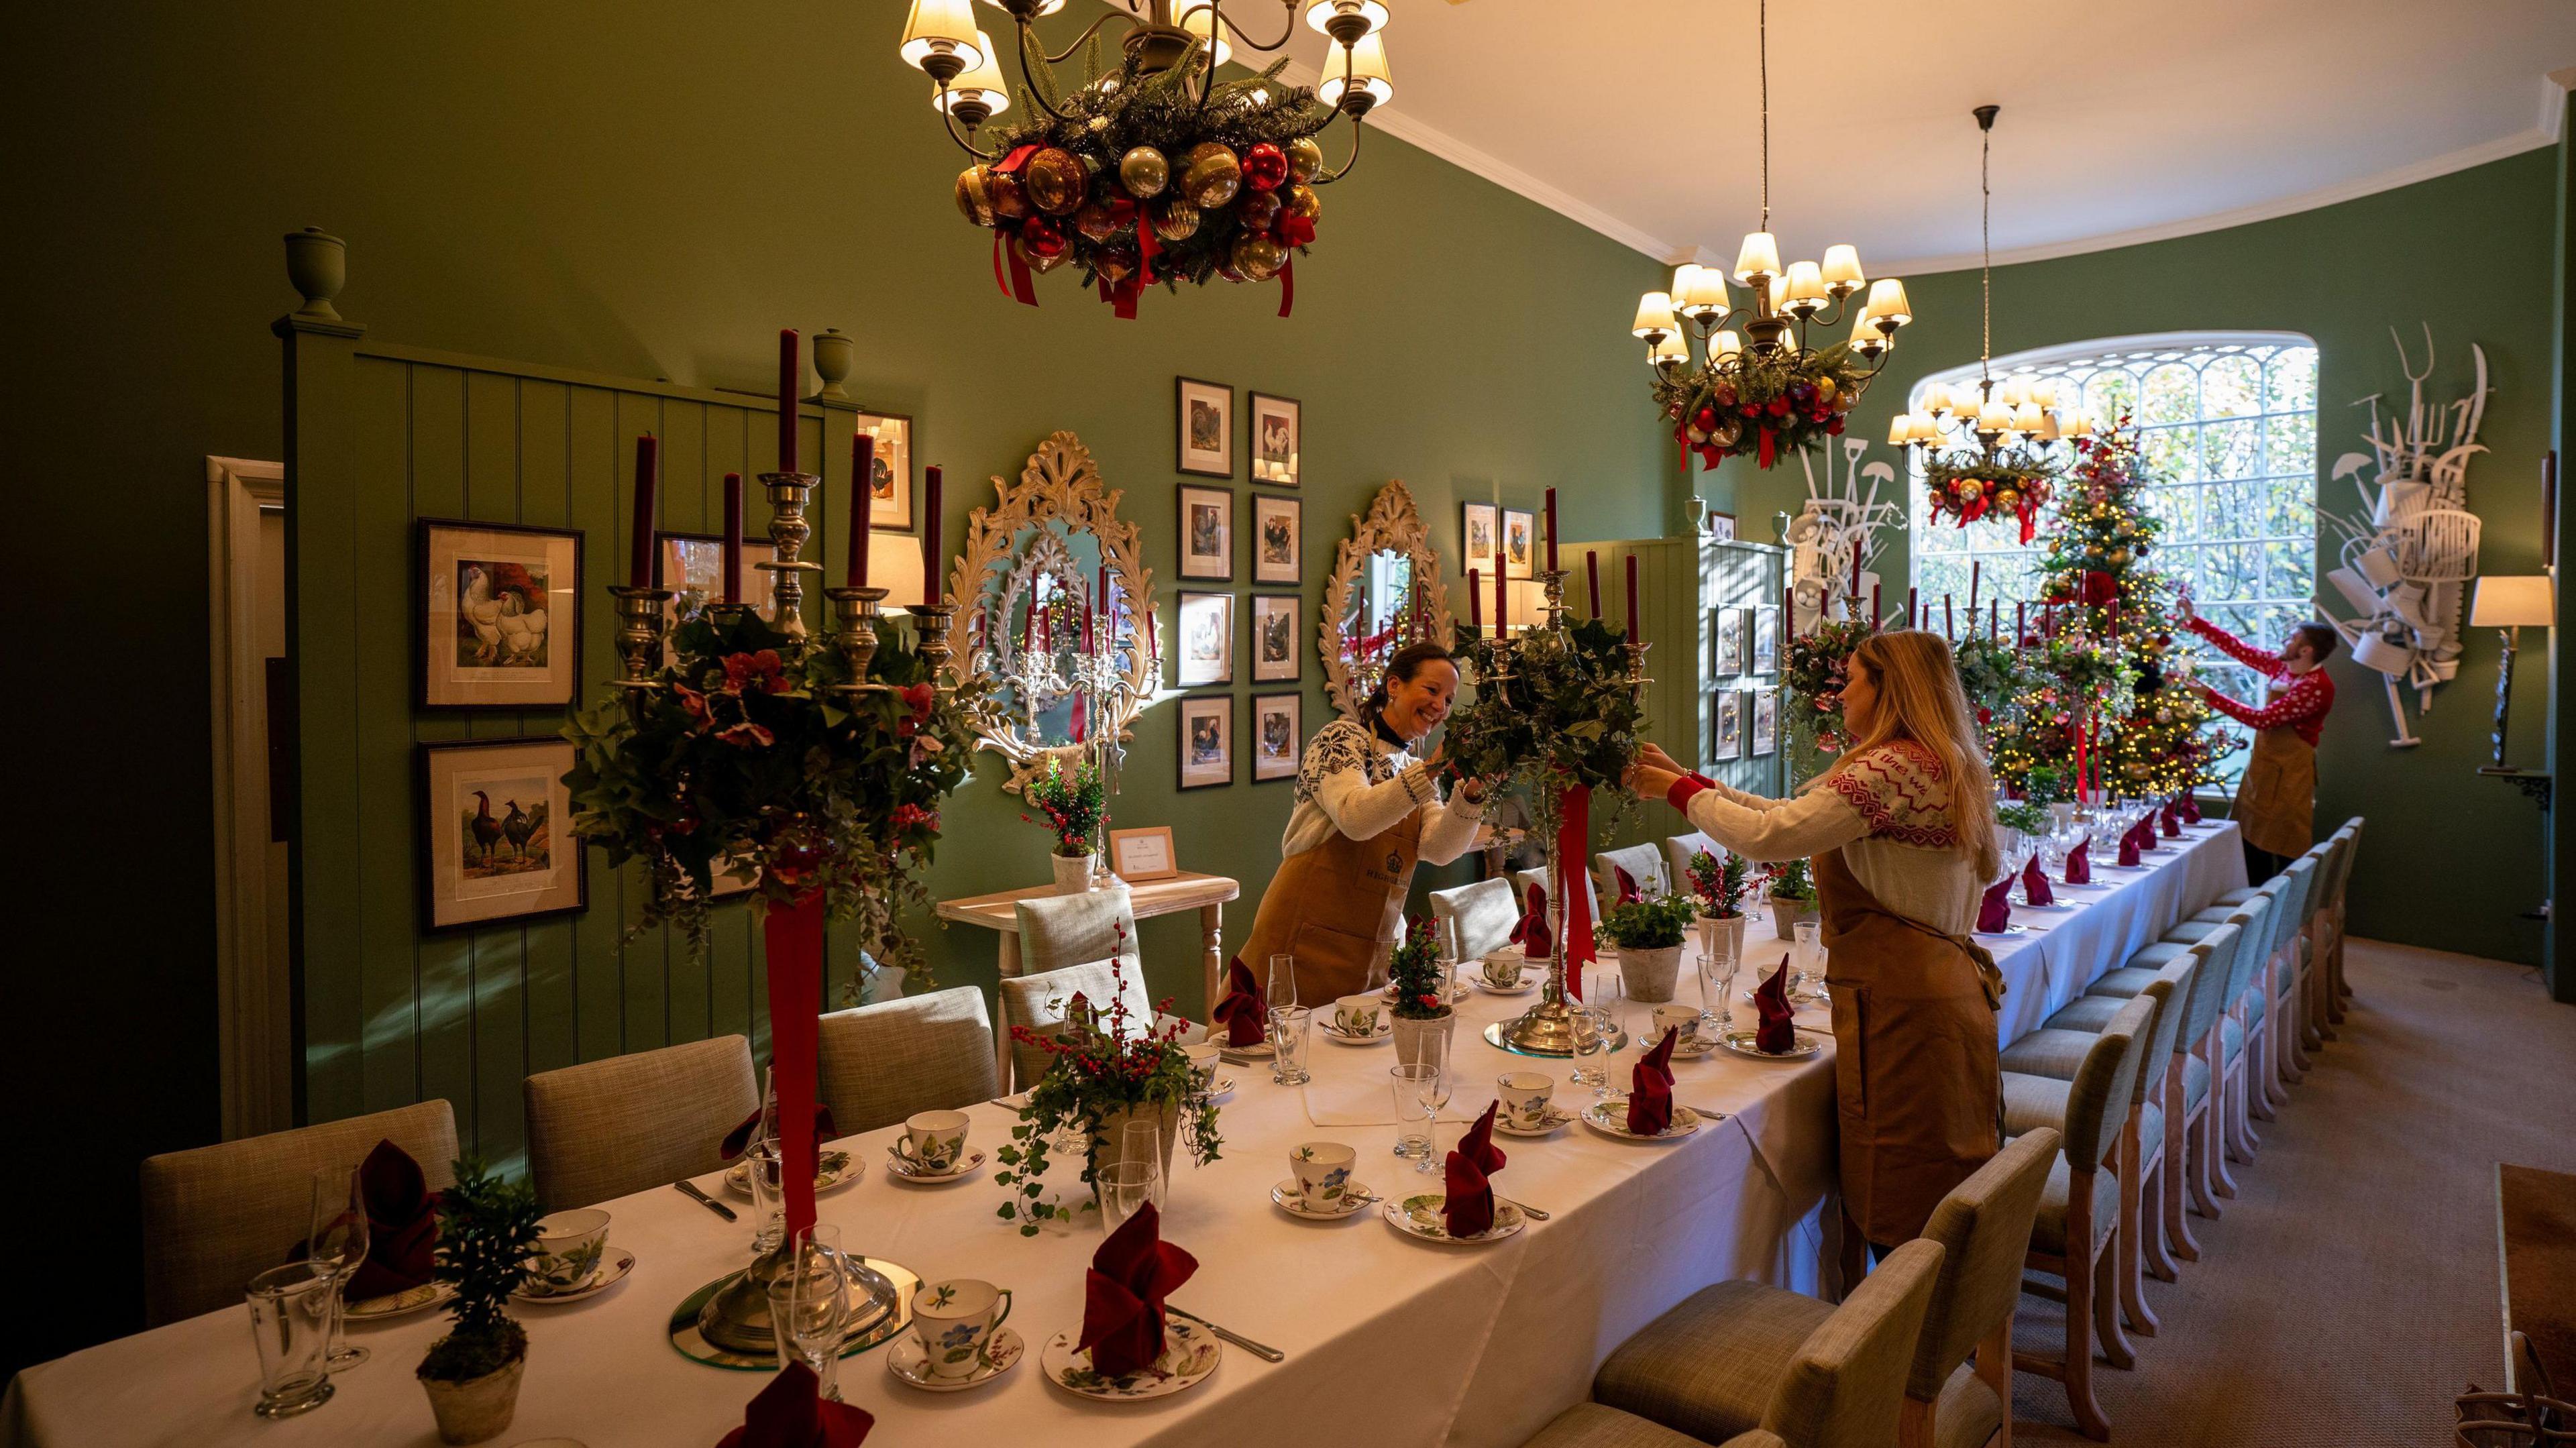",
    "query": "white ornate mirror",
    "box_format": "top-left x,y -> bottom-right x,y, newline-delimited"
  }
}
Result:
1322,479 -> 1454,720
943,431 -> 1158,793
